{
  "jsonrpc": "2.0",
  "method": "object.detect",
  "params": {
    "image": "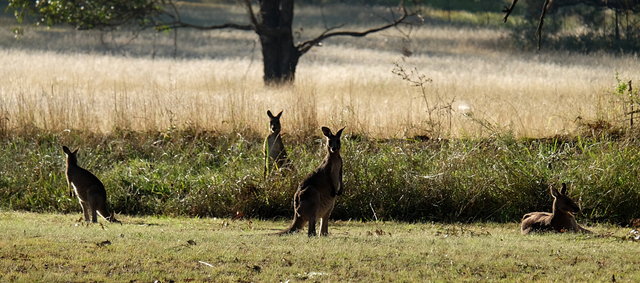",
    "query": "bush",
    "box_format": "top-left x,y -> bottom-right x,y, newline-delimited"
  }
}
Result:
1,130 -> 640,224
